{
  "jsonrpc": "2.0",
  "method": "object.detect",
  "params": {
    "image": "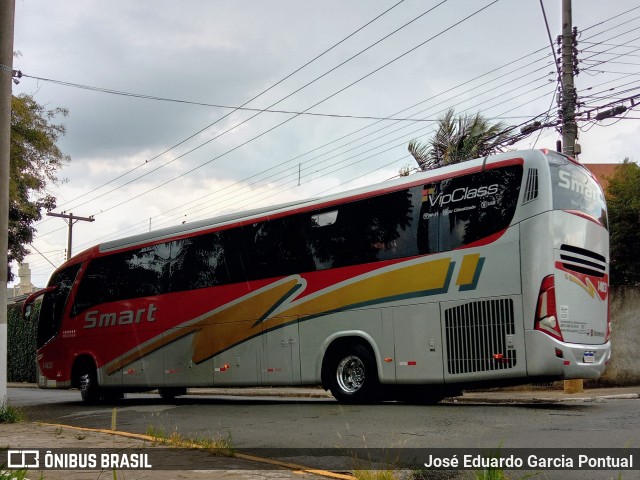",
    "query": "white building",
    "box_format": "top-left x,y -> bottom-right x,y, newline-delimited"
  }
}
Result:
7,263 -> 37,304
